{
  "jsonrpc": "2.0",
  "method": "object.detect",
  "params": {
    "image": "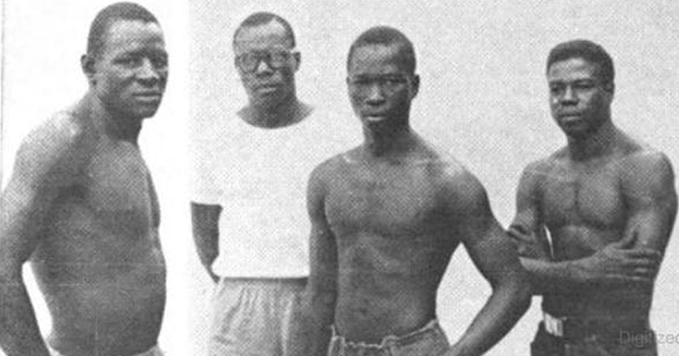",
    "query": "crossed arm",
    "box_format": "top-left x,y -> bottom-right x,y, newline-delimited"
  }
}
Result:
508,156 -> 677,295
0,118 -> 83,356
